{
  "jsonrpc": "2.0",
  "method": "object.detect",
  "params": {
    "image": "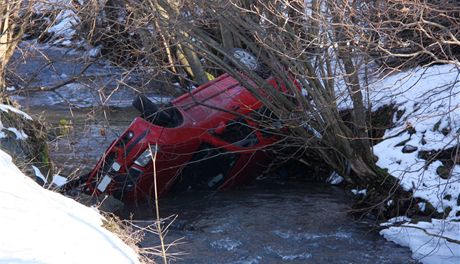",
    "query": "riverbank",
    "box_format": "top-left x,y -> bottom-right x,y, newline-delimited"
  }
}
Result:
369,65 -> 460,264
